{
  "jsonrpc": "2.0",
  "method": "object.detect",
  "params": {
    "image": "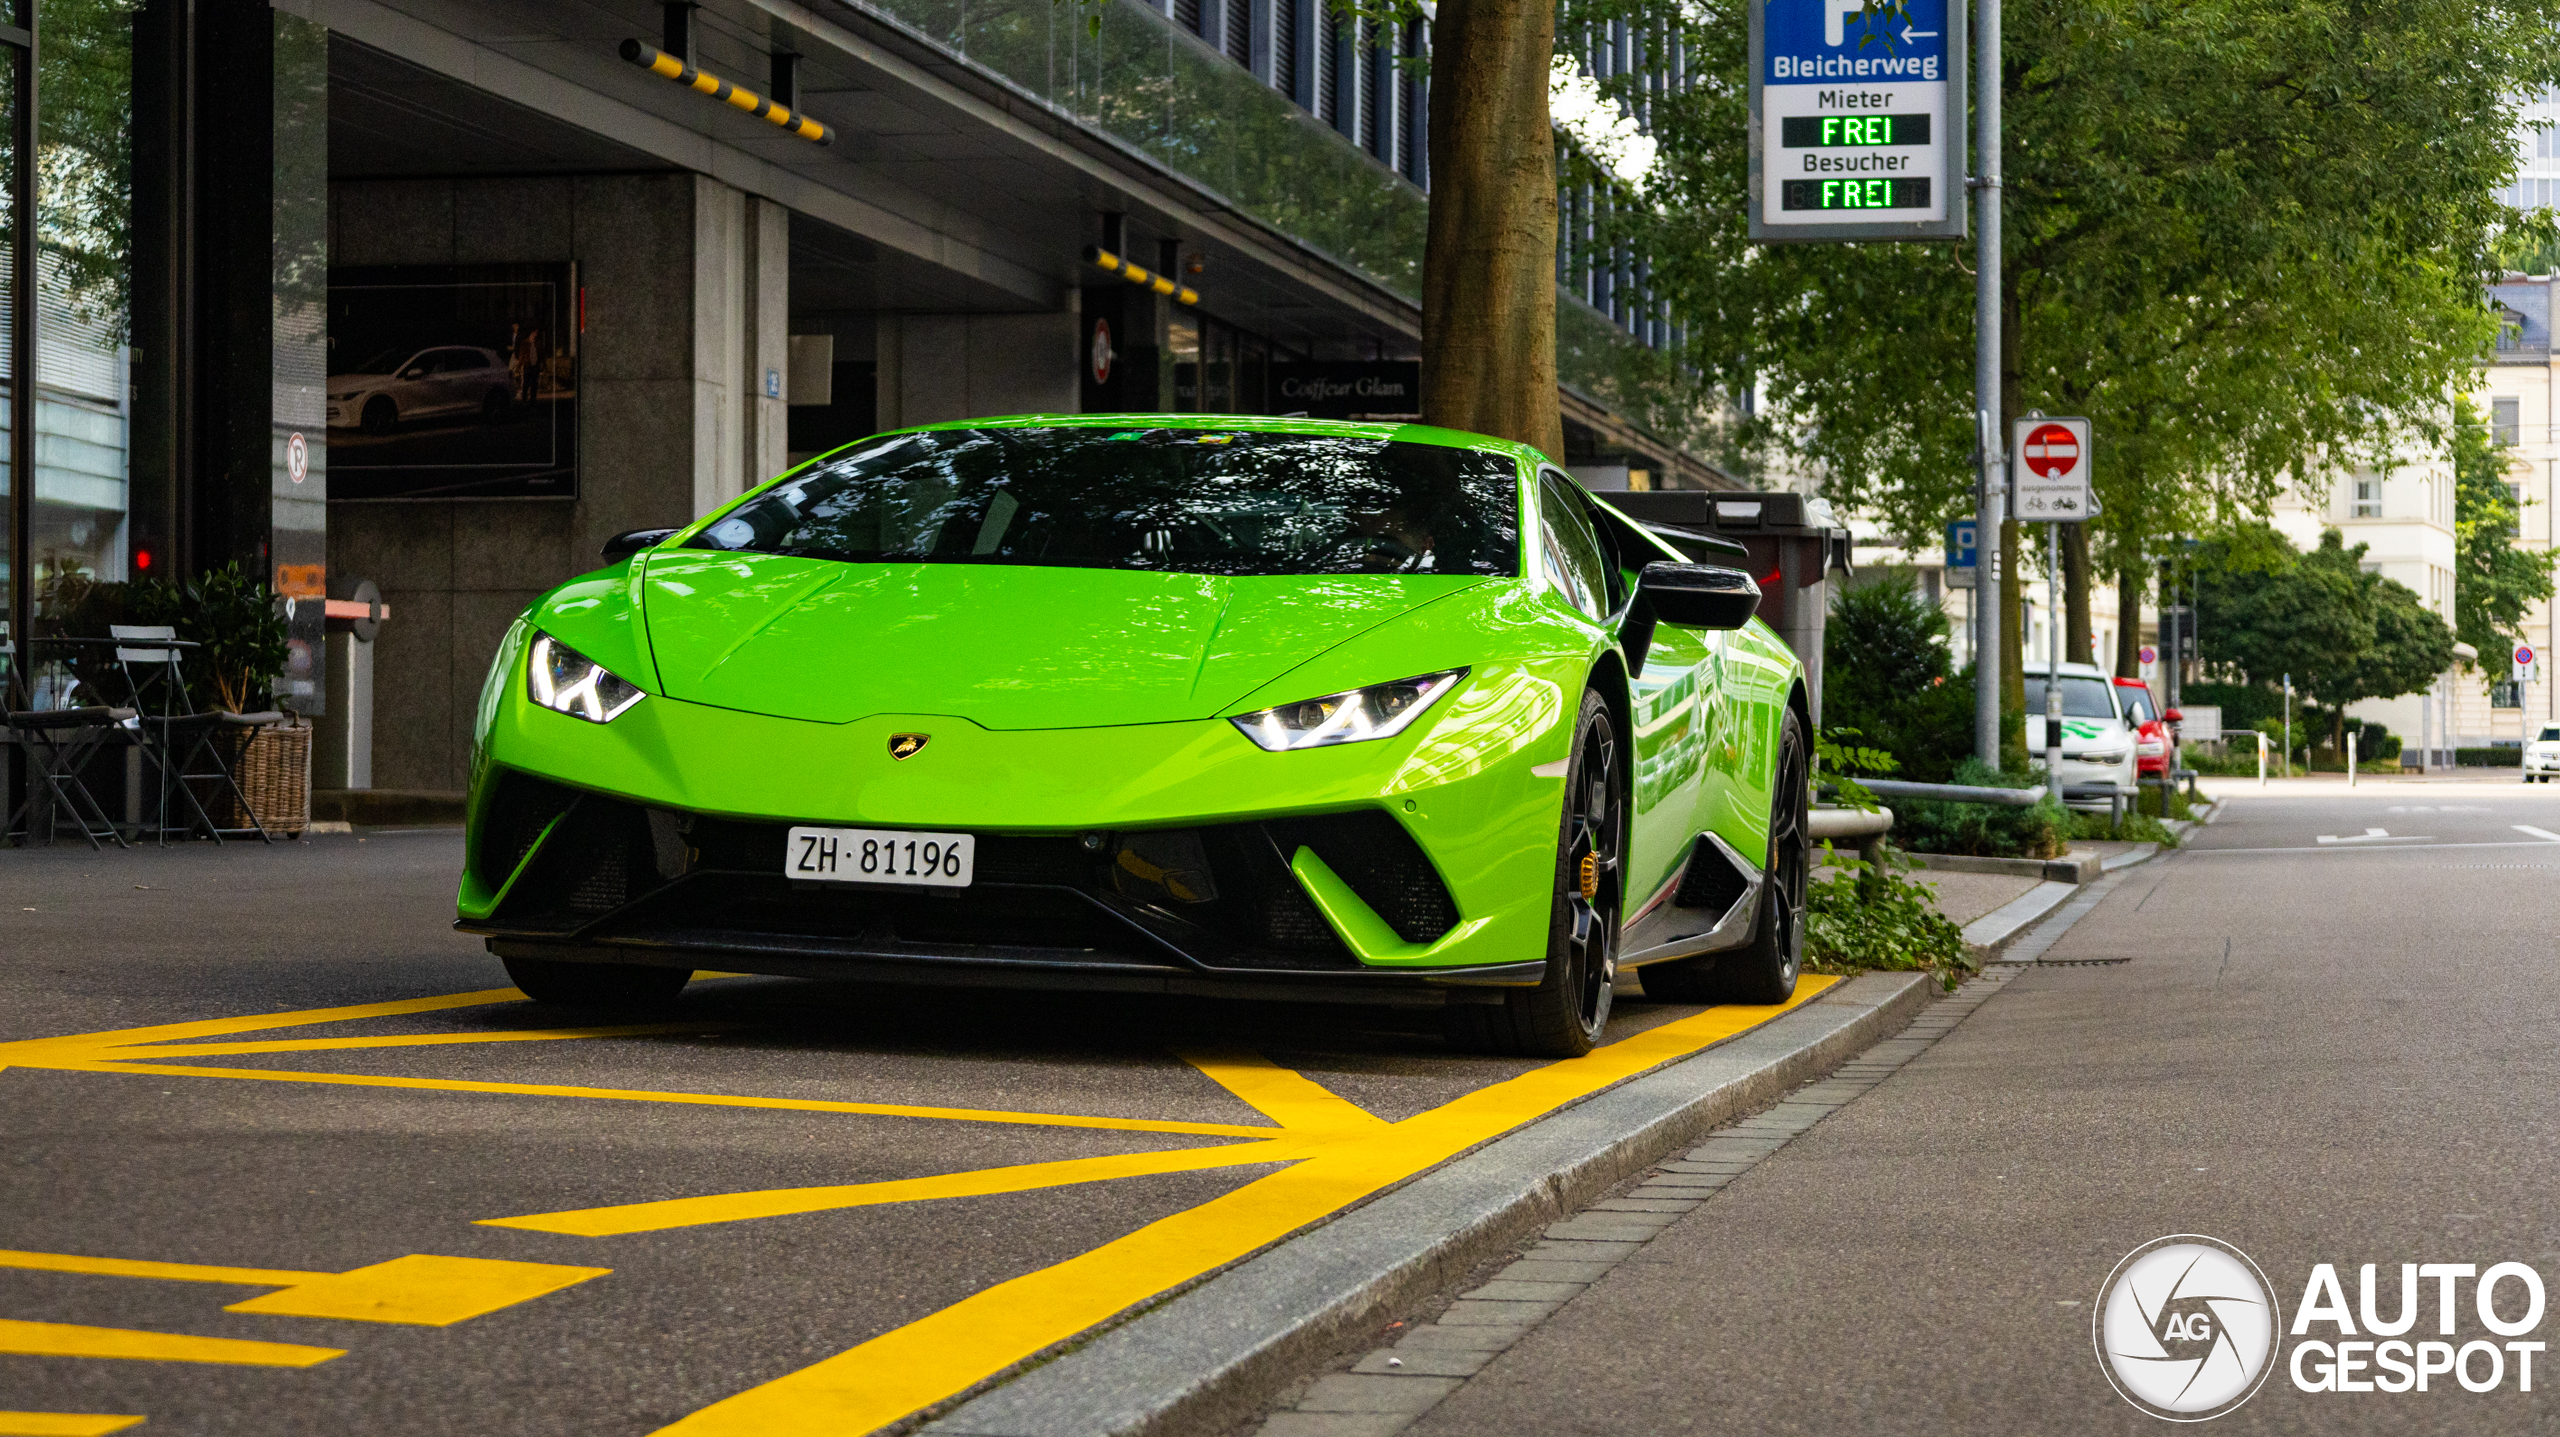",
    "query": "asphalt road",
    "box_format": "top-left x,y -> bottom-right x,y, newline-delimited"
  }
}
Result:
0,828 -> 1809,1435
1407,775 -> 2560,1435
